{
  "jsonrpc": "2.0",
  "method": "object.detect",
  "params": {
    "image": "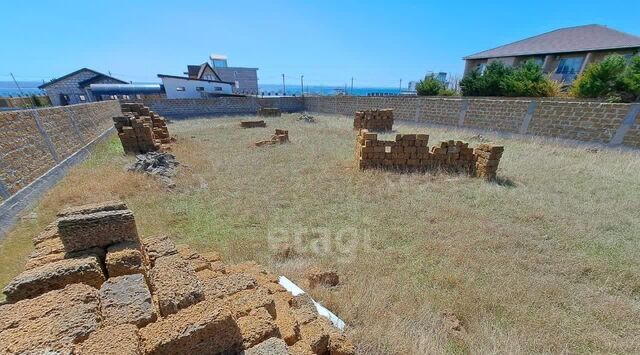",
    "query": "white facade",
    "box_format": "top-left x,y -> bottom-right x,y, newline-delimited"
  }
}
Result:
159,76 -> 233,99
